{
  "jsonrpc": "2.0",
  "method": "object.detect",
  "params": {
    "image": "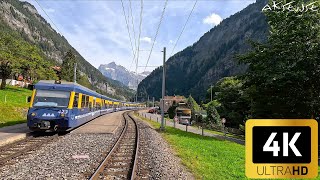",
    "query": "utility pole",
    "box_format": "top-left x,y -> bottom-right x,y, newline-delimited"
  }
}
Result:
74,63 -> 77,83
105,83 -> 108,94
136,79 -> 138,102
210,85 -> 213,102
153,97 -> 155,107
147,95 -> 149,107
160,47 -> 166,131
